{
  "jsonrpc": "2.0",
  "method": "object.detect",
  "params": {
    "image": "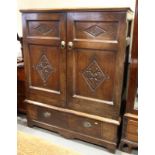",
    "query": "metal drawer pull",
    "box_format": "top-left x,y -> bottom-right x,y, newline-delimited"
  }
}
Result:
68,41 -> 73,50
60,41 -> 66,49
83,121 -> 92,128
43,111 -> 51,118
